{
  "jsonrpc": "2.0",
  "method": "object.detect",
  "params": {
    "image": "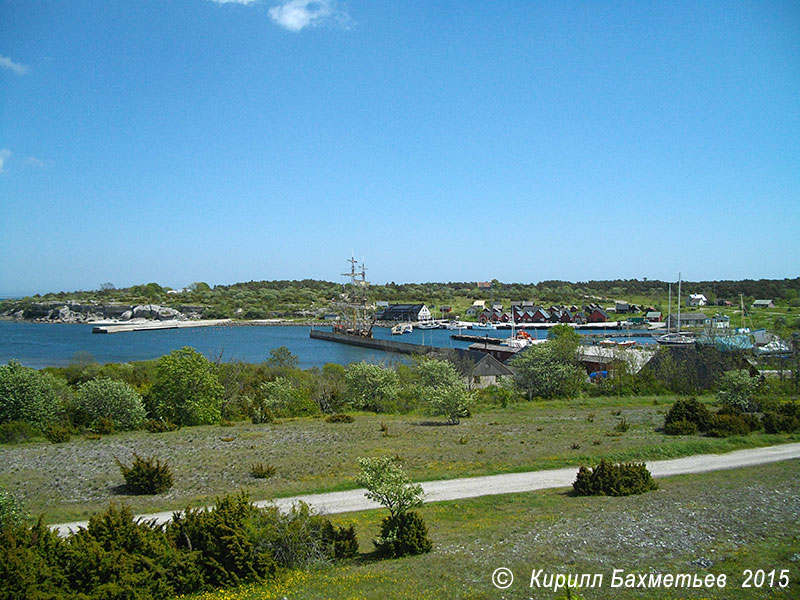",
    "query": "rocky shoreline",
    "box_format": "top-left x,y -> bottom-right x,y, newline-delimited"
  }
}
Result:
0,301 -> 201,324
0,303 -> 342,329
